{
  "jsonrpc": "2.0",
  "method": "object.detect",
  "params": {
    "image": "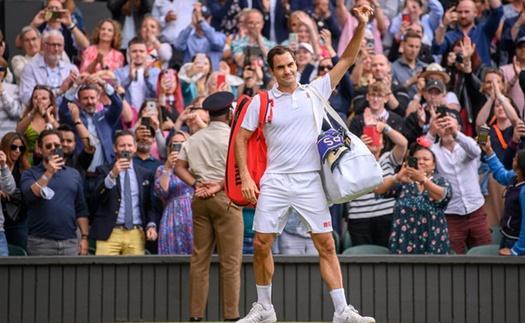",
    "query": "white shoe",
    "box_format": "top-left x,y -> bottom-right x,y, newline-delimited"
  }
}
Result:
333,305 -> 375,323
236,302 -> 277,323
